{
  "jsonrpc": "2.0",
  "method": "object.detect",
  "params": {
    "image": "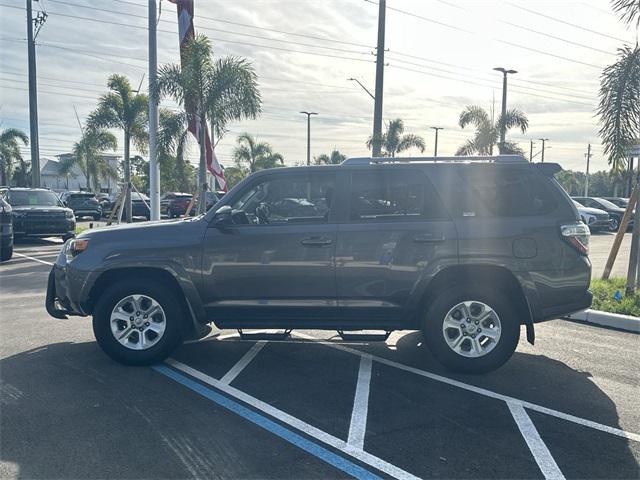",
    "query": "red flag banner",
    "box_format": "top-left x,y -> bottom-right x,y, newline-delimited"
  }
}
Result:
169,0 -> 227,191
